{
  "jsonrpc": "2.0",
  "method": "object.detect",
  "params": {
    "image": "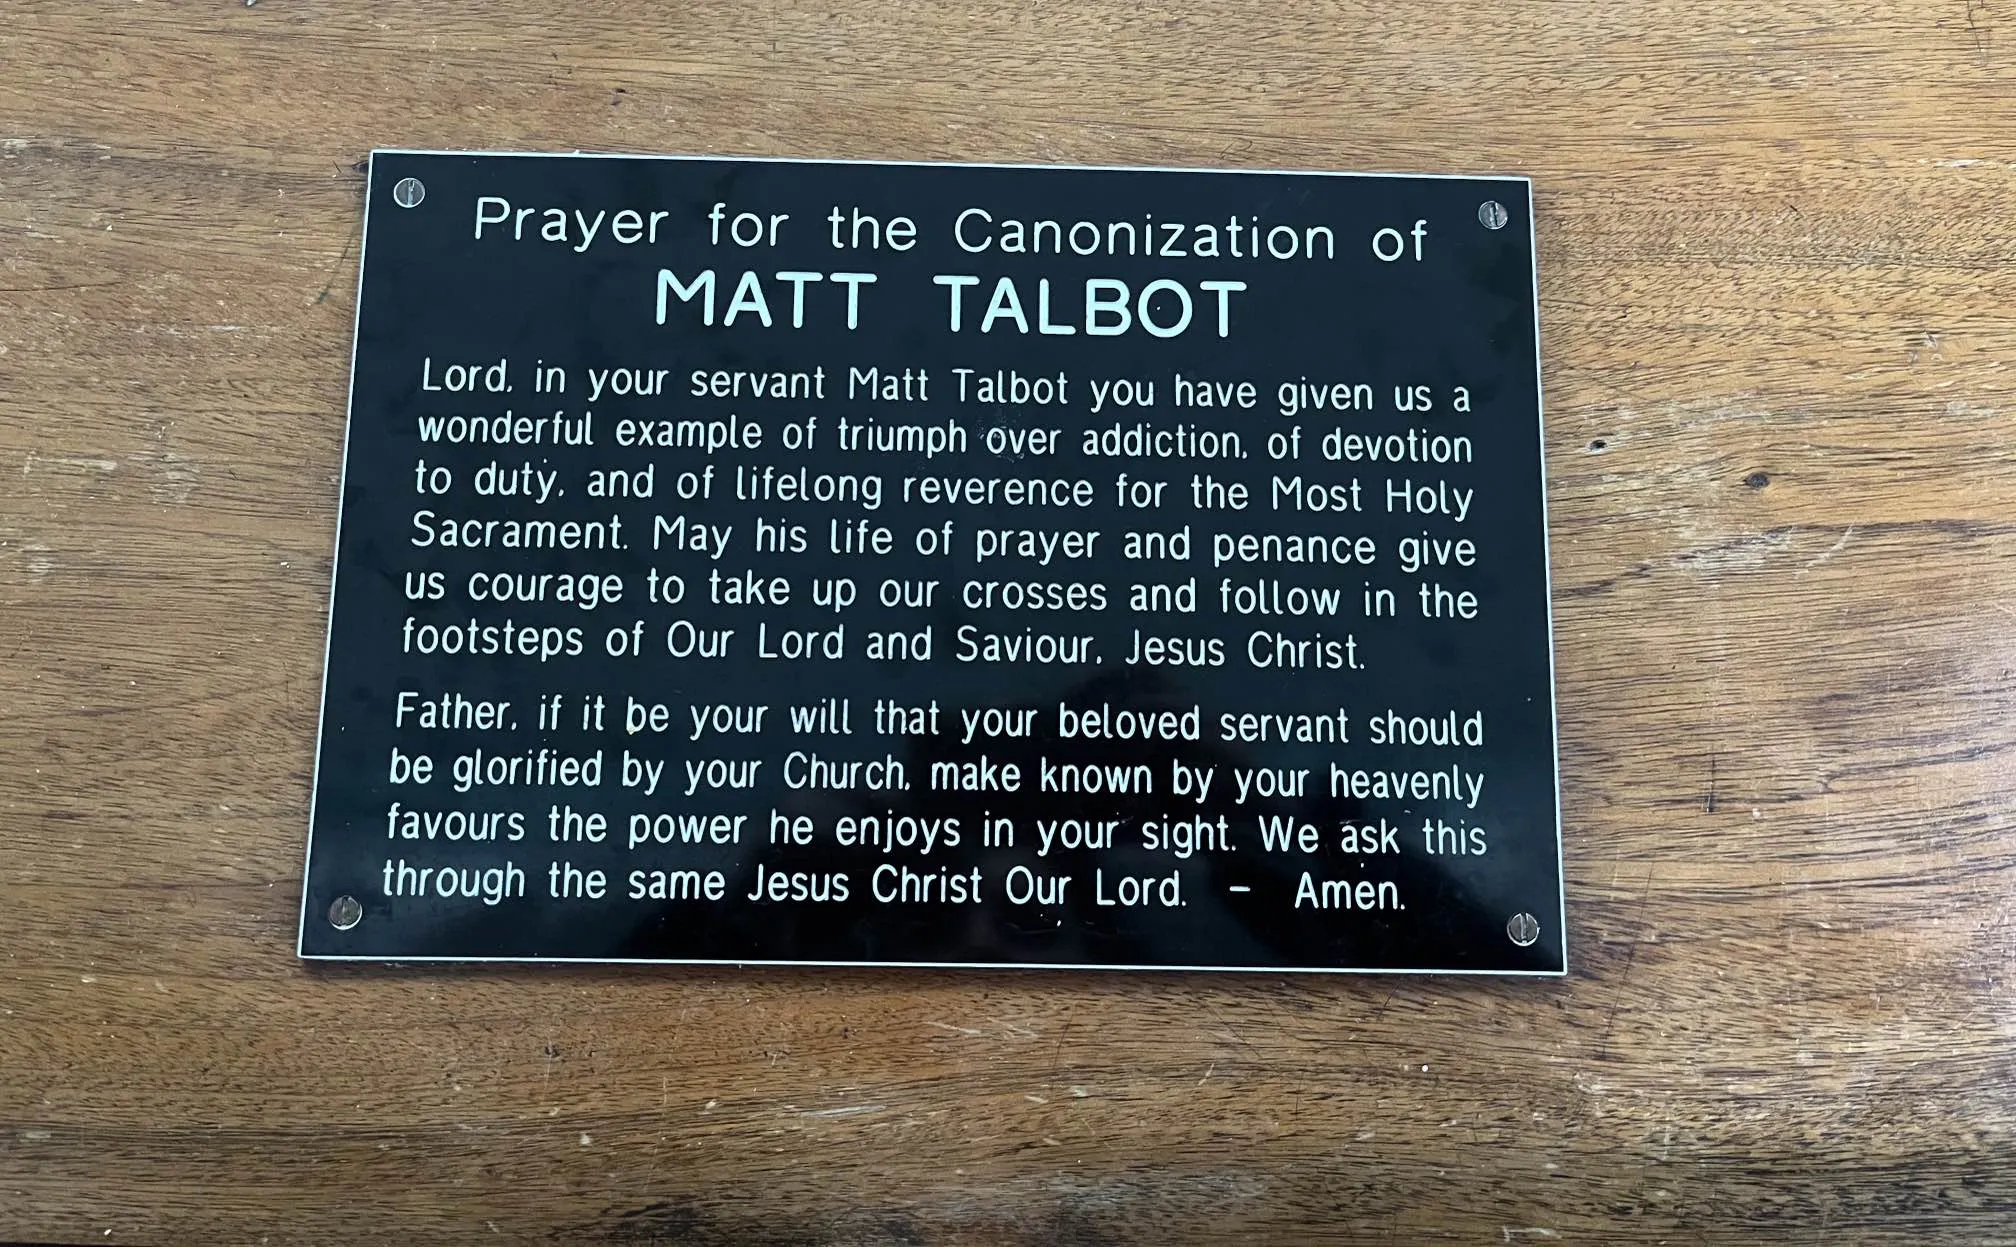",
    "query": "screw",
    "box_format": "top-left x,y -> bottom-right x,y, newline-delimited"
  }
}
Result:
1506,912 -> 1540,947
1478,200 -> 1509,230
392,177 -> 426,209
329,895 -> 363,931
